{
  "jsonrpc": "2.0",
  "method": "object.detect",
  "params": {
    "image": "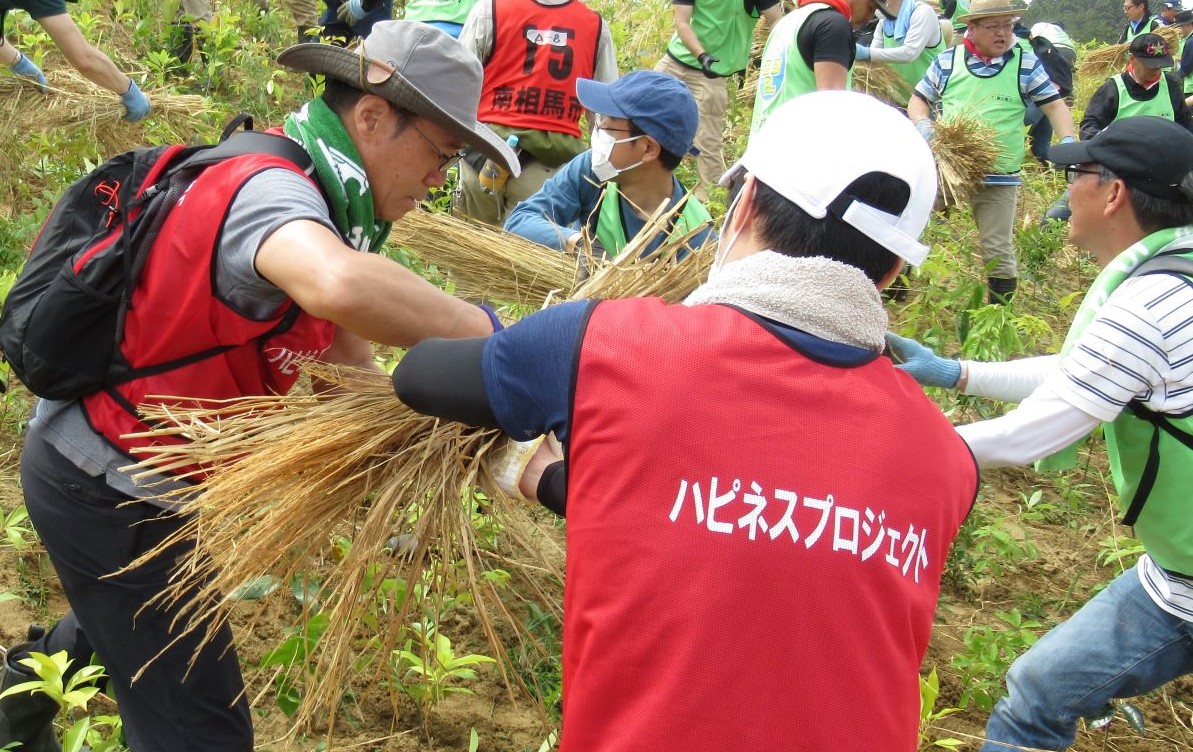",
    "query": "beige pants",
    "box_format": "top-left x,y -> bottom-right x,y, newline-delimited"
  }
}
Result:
654,55 -> 728,201
453,157 -> 558,227
188,0 -> 321,27
970,182 -> 1019,280
181,0 -> 212,21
